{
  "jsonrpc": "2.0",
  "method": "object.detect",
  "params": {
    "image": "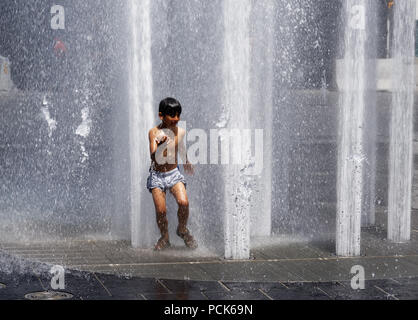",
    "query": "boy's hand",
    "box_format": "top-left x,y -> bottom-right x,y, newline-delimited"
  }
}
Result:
183,163 -> 194,176
155,135 -> 170,146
